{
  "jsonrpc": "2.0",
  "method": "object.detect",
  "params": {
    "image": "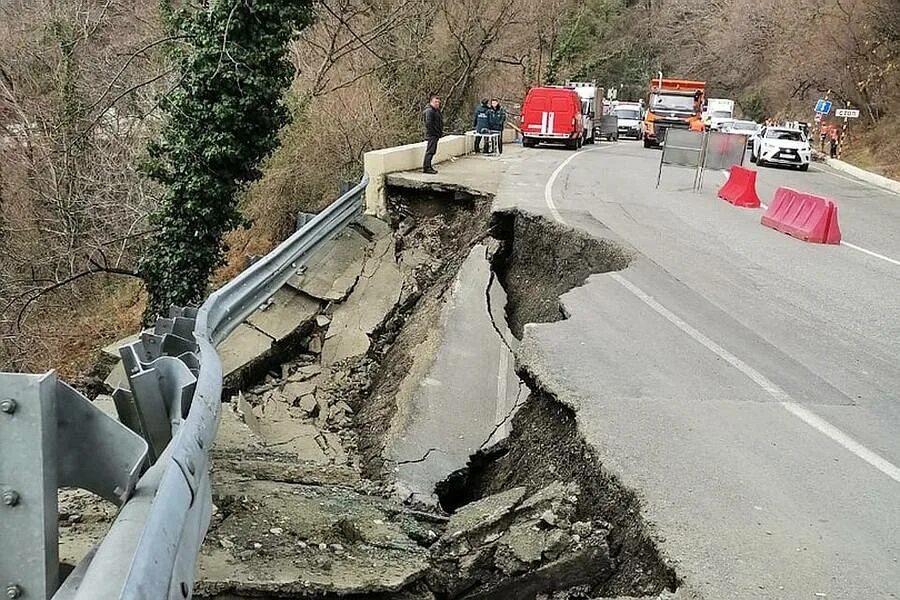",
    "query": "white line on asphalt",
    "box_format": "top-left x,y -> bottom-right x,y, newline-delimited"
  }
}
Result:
544,148 -> 603,223
548,157 -> 900,484
719,171 -> 900,267
840,241 -> 900,266
610,272 -> 900,484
